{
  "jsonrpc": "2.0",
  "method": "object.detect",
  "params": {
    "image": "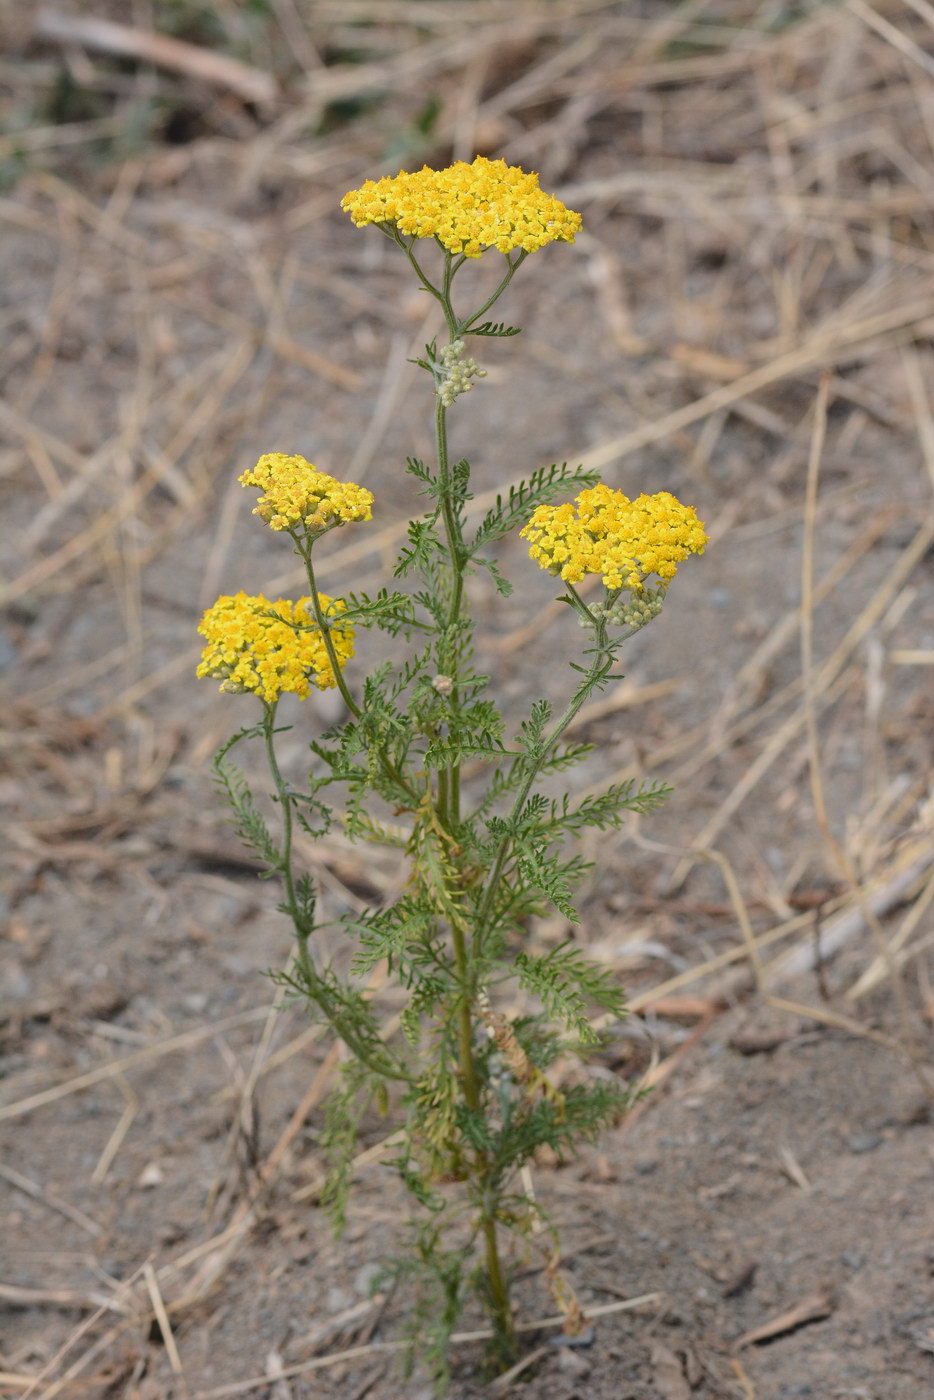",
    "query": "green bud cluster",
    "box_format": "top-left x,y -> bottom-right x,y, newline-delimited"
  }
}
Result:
578,586 -> 666,630
436,339 -> 486,407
